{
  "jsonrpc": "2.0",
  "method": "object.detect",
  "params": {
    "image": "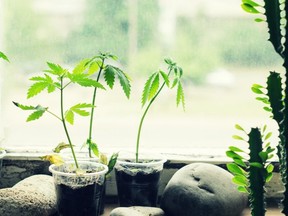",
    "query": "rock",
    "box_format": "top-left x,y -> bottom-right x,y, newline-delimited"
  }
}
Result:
0,174 -> 56,216
110,206 -> 165,216
160,163 -> 247,216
